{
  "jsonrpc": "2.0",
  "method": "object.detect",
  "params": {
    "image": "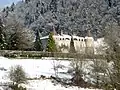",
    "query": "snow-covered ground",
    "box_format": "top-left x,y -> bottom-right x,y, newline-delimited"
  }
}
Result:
26,80 -> 99,90
0,56 -> 101,90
